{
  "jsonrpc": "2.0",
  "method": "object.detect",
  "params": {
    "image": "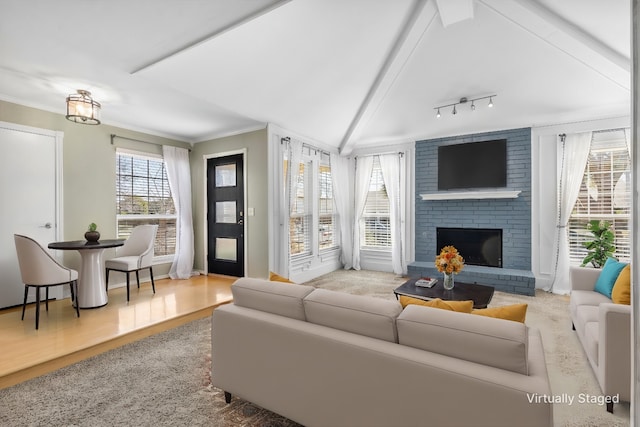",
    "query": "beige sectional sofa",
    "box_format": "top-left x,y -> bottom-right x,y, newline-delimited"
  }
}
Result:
211,278 -> 553,427
569,266 -> 631,412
